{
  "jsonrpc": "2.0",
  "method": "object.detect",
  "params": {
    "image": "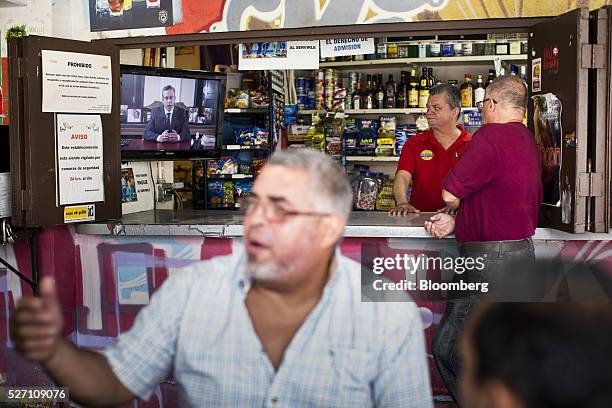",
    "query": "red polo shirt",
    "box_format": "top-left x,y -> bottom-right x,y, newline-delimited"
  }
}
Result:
443,122 -> 543,242
396,126 -> 471,211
